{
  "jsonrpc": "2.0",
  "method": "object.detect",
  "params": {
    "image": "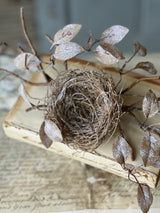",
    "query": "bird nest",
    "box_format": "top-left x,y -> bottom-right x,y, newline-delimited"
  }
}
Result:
45,68 -> 122,151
